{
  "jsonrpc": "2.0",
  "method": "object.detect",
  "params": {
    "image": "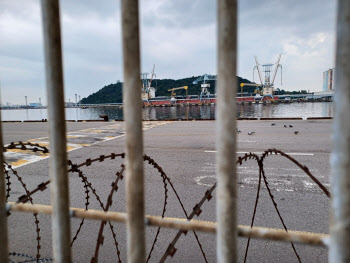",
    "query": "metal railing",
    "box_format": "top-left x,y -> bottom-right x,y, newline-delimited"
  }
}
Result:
0,0 -> 348,262
330,1 -> 350,262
